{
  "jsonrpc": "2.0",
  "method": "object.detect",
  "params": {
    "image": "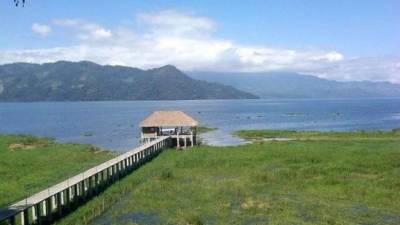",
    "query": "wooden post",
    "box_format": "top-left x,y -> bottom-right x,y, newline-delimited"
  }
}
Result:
45,197 -> 52,222
42,200 -> 46,217
194,126 -> 197,145
113,164 -> 117,180
35,203 -> 42,225
9,215 -> 15,225
100,170 -> 105,186
74,184 -> 79,201
21,209 -> 29,225
60,191 -> 64,206
20,212 -> 24,225
80,181 -> 85,200
31,205 -> 36,223
65,188 -> 71,212
94,174 -> 99,192
87,177 -> 92,197
56,192 -> 62,218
